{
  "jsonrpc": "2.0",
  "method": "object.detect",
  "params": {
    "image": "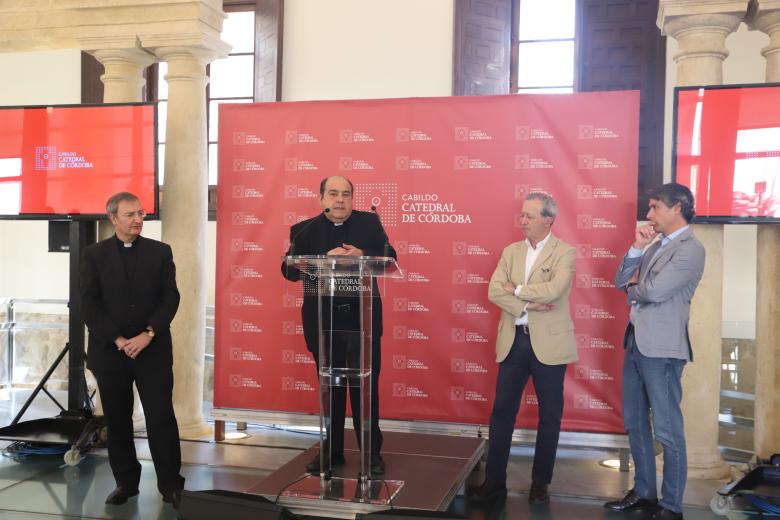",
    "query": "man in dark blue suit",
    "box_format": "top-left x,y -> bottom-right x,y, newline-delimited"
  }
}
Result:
282,176 -> 395,476
80,192 -> 183,508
